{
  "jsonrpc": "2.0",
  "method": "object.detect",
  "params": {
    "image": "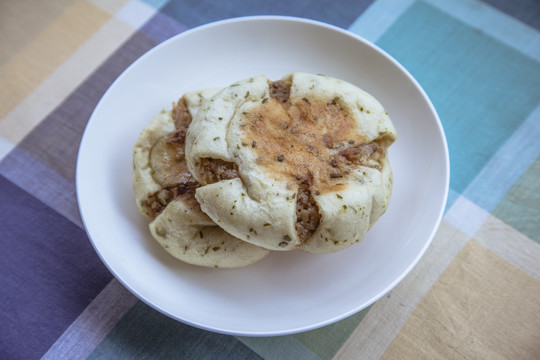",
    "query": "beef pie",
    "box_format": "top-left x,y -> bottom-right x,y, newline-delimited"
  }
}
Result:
132,89 -> 270,267
185,73 -> 397,253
